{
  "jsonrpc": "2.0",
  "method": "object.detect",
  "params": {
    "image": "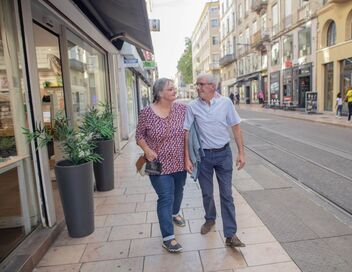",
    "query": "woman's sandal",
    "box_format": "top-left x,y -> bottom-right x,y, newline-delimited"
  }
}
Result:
162,239 -> 183,253
173,215 -> 186,227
